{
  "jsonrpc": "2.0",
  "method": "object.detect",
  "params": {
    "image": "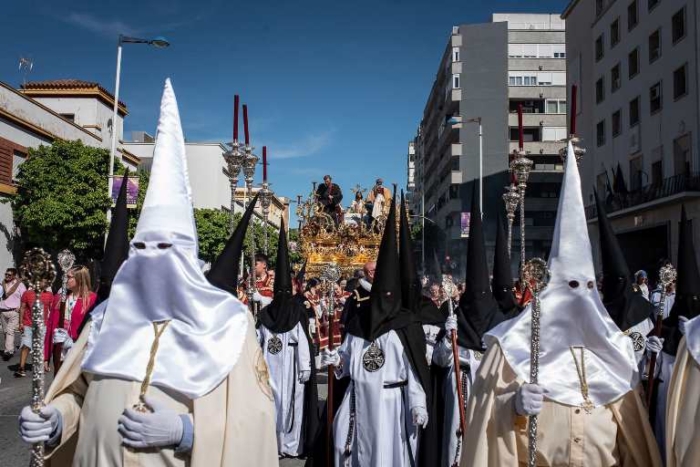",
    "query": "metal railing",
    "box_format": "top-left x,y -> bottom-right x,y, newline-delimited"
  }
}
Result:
586,172 -> 700,219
